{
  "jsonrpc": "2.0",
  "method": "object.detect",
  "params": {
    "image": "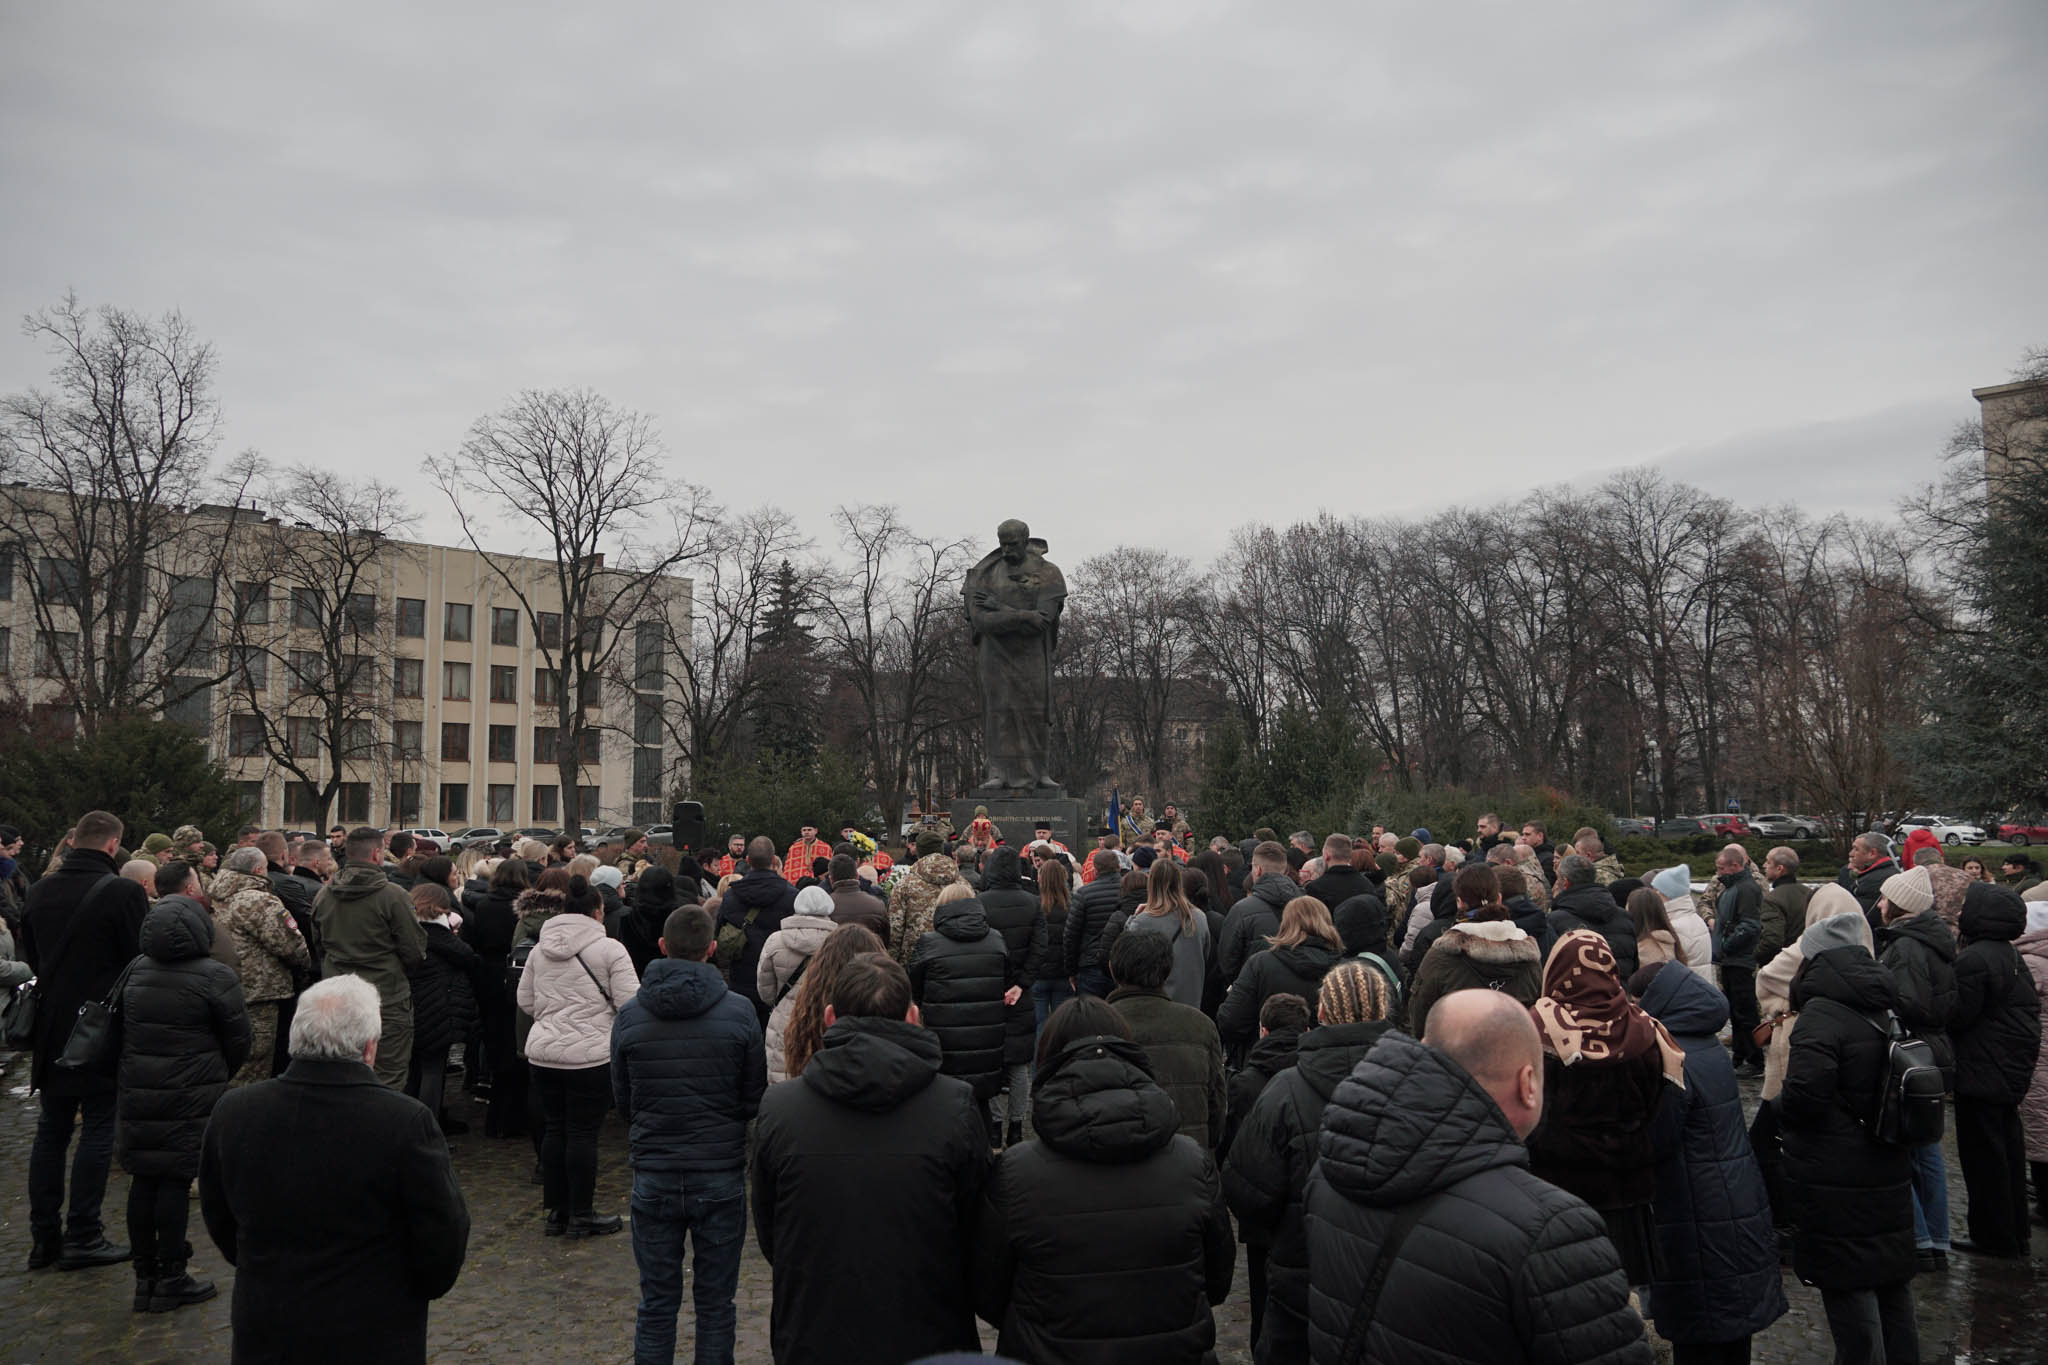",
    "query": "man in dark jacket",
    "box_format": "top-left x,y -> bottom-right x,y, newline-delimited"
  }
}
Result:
1712,845 -> 1765,1071
826,853 -> 889,941
975,847 -> 1047,1147
1548,855 -> 1640,979
752,953 -> 989,1365
612,906 -> 766,1365
908,895 -> 1021,1115
719,838 -> 798,1024
1302,991 -> 1651,1364
1949,882 -> 2042,1259
1844,833 -> 1900,929
313,828 -> 427,1089
1302,833 -> 1371,919
200,974 -> 469,1363
1062,848 -> 1125,997
1874,867 -> 1958,1268
1109,931 -> 1226,1147
19,808 -> 150,1272
1219,843 -> 1296,982
1758,846 -> 1811,970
